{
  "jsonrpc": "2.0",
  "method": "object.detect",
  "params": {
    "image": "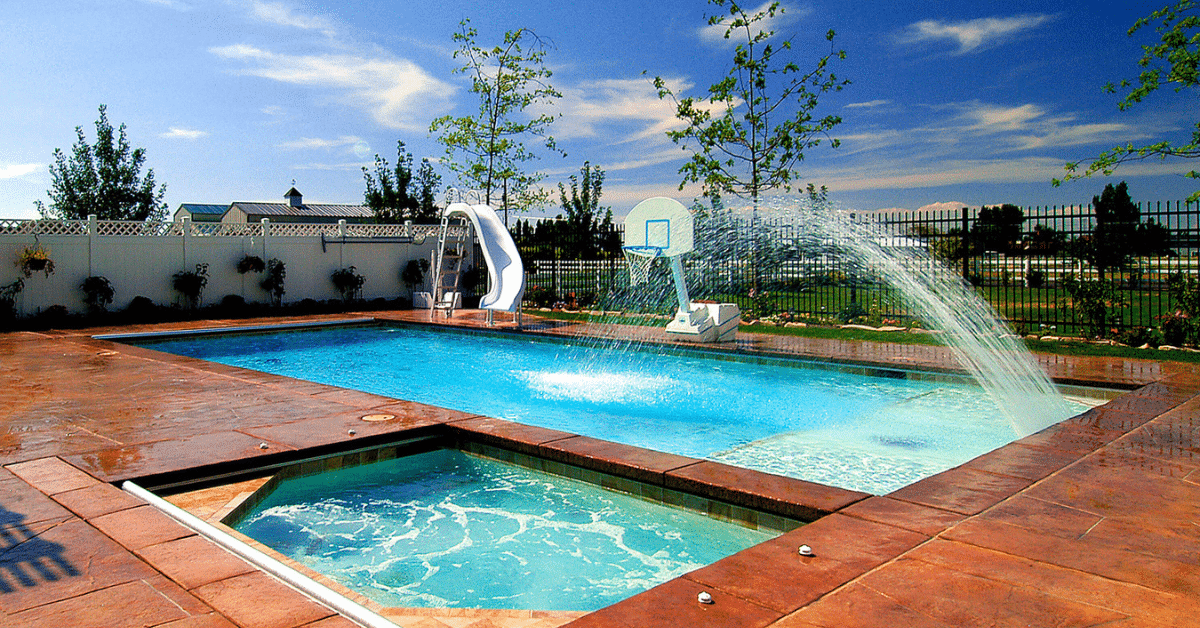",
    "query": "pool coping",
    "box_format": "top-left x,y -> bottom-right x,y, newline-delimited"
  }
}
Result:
2,309 -> 1197,628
